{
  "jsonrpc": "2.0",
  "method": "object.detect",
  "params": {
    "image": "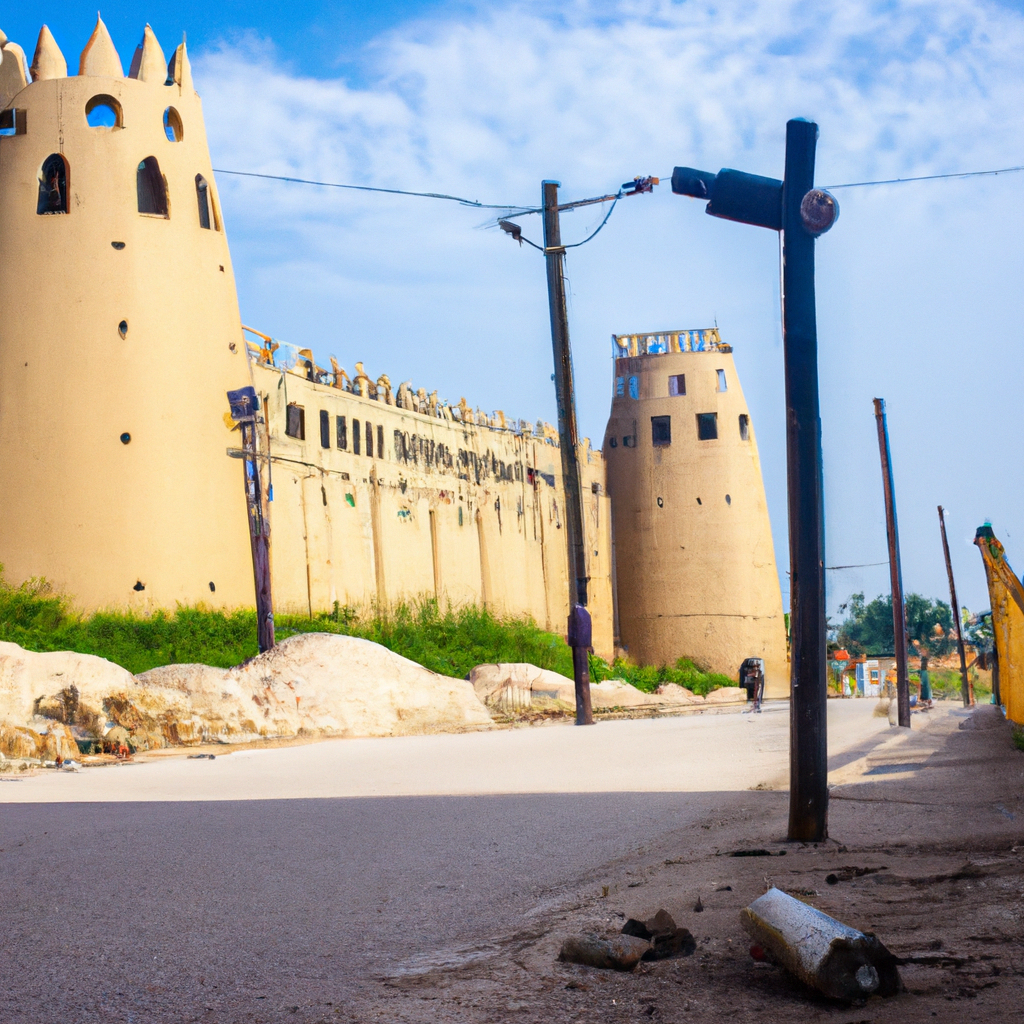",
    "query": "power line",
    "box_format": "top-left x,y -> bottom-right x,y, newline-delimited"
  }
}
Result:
211,168 -> 523,210
825,164 -> 1024,189
826,560 -> 890,570
212,167 -> 632,219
